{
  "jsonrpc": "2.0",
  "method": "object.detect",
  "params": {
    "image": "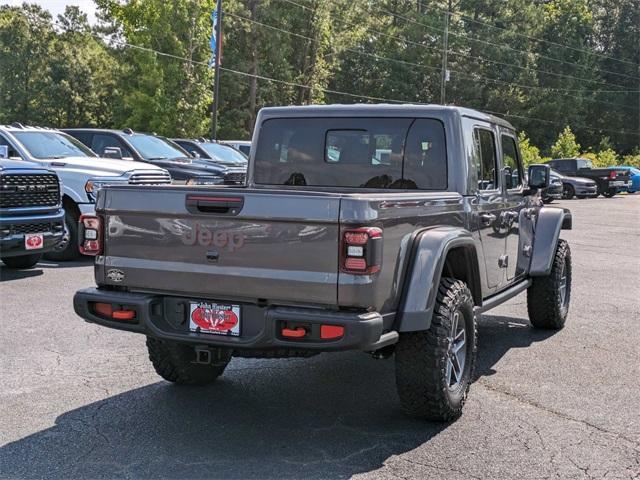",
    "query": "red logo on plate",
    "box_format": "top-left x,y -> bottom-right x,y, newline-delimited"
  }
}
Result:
26,235 -> 43,249
191,306 -> 238,332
